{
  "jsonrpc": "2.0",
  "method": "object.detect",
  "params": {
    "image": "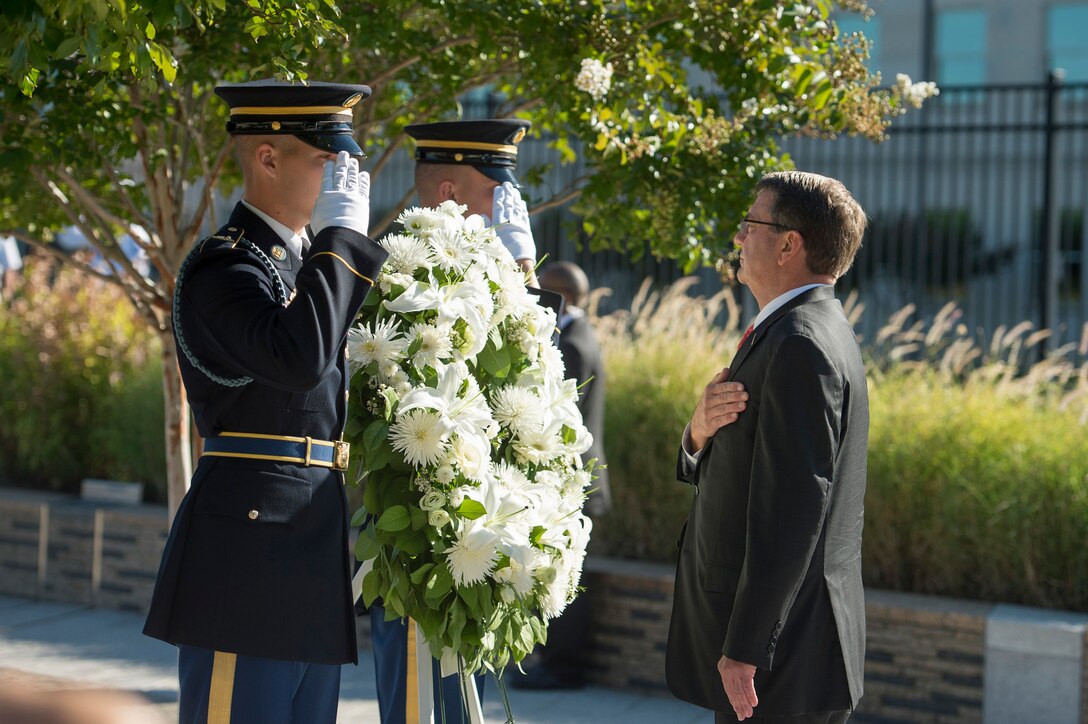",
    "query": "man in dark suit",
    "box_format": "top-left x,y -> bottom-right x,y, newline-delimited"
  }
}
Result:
666,171 -> 870,723
143,80 -> 389,723
512,260 -> 611,690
